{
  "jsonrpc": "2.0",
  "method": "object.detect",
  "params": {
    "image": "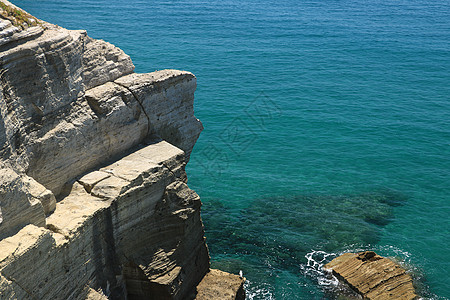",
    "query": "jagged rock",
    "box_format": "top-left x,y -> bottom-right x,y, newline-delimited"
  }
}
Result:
0,140 -> 209,299
195,269 -> 246,300
0,163 -> 48,239
115,71 -> 203,160
86,288 -> 109,300
82,36 -> 135,90
324,251 -> 417,300
0,0 -> 42,46
1,0 -> 203,229
0,1 -> 223,299
1,0 -> 201,197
